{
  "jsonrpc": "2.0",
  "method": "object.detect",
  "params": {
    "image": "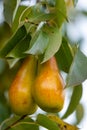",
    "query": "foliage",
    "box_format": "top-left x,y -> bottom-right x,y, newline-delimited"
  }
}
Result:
0,0 -> 86,129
